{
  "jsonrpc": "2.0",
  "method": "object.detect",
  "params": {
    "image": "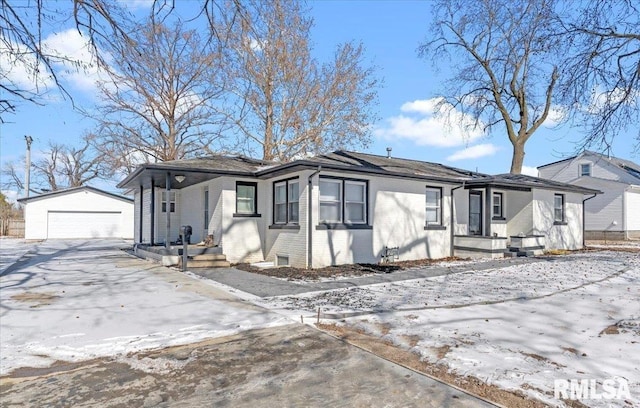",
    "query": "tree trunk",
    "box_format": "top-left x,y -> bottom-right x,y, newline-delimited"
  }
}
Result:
510,141 -> 525,174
